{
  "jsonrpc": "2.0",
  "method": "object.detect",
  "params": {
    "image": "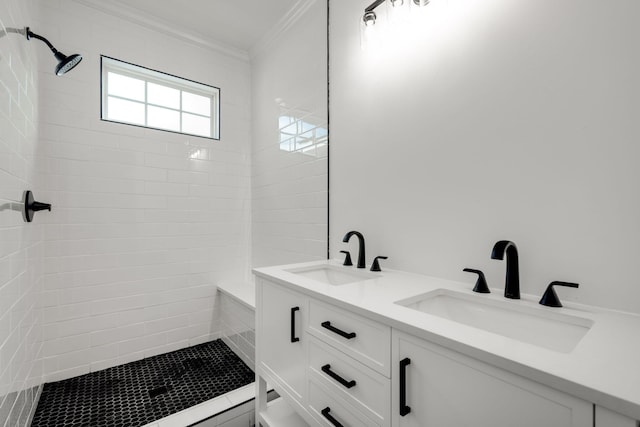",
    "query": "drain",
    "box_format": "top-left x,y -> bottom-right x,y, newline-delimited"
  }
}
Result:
148,385 -> 171,398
